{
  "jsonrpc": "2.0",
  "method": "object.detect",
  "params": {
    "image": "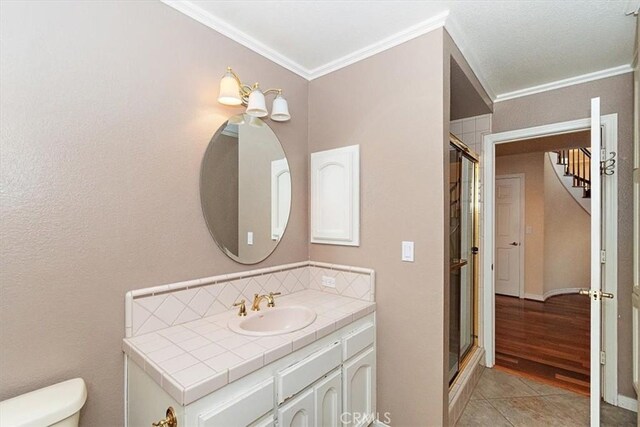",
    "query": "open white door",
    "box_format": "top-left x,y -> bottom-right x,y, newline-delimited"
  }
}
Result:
585,97 -> 604,426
